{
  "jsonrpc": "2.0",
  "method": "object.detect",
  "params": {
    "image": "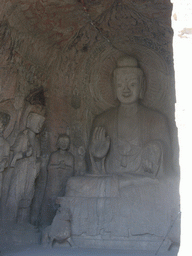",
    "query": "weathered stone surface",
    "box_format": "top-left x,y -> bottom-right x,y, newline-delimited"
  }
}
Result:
42,206 -> 72,248
44,53 -> 179,251
3,113 -> 45,223
0,112 -> 10,199
41,134 -> 75,225
88,56 -> 171,176
0,222 -> 39,249
53,174 -> 179,251
0,0 -> 179,252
